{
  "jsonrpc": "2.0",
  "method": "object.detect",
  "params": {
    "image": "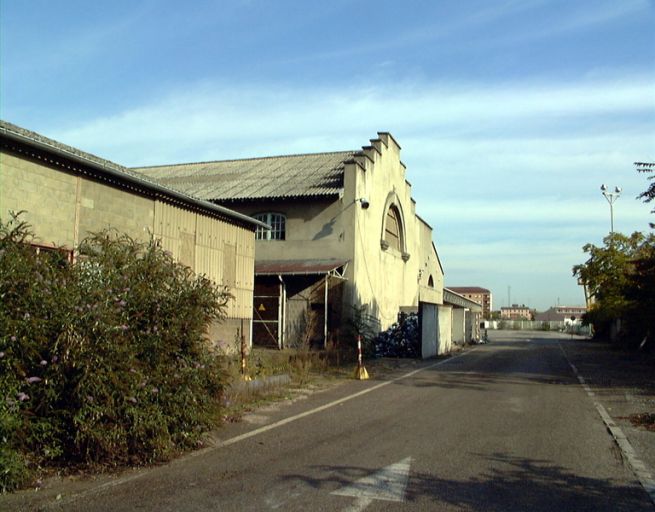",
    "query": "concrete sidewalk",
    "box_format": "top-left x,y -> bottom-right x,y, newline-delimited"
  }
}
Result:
559,337 -> 655,494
